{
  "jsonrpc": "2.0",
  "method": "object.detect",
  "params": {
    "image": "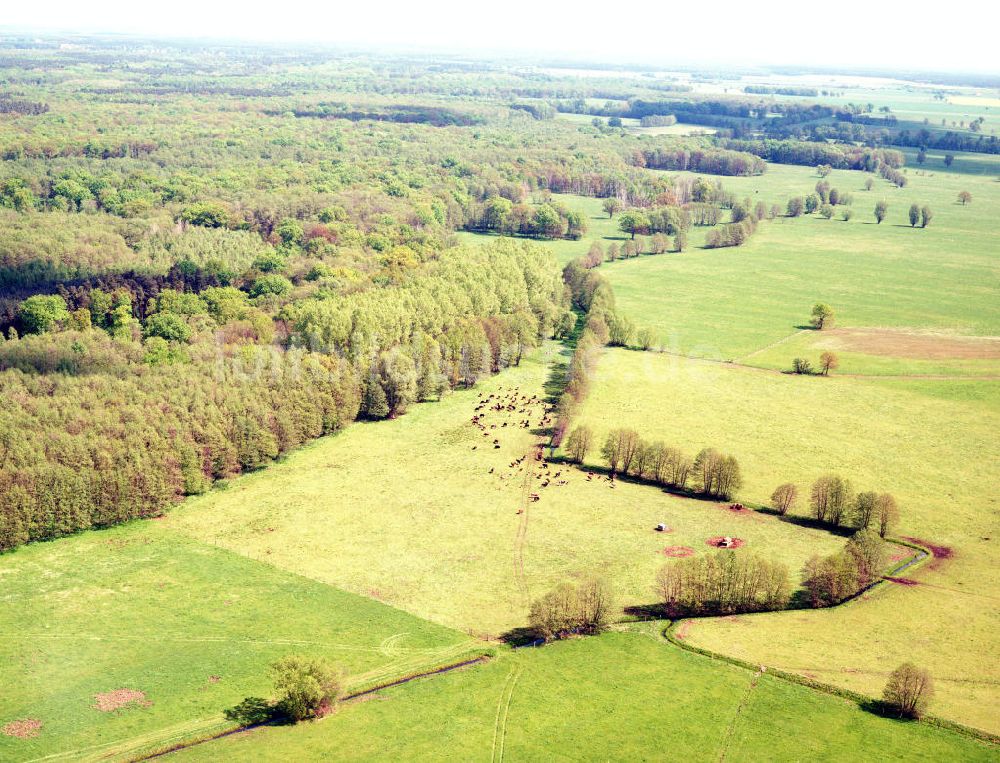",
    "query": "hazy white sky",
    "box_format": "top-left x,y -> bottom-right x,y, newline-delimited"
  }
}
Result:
3,0 -> 999,73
